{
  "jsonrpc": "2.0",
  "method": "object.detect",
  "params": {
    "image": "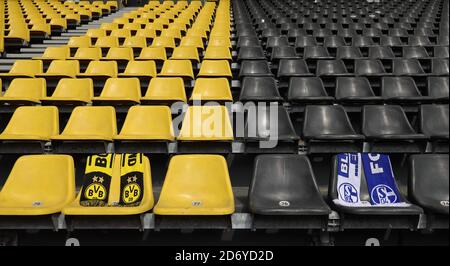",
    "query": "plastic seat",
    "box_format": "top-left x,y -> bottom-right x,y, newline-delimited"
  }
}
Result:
67,36 -> 92,48
190,78 -> 232,103
37,60 -> 80,79
382,77 -> 429,103
180,36 -> 205,51
239,77 -> 283,102
0,106 -> 59,142
0,155 -> 75,215
94,36 -> 120,49
408,36 -> 432,46
198,60 -> 232,79
428,77 -> 449,101
62,154 -> 154,215
352,36 -> 375,47
92,78 -> 141,105
0,78 -> 46,105
303,105 -> 364,143
178,105 -> 233,141
288,77 -> 333,104
237,46 -> 266,62
354,59 -> 388,76
52,106 -> 117,142
295,36 -> 318,48
403,47 -> 430,59
115,106 -> 175,142
336,46 -> 364,59
324,36 -> 347,48
420,104 -> 449,140
369,46 -> 395,59
110,29 -> 132,39
158,60 -> 194,80
409,154 -> 449,215
118,61 -> 157,81
170,46 -> 200,63
434,46 -> 449,58
277,59 -> 311,78
33,47 -> 71,62
336,77 -> 381,104
78,61 -> 118,79
41,78 -> 93,106
204,46 -> 232,61
432,59 -> 449,76
154,155 -> 235,215
392,59 -> 426,76
316,60 -> 349,76
363,105 -> 426,142
0,60 -> 43,79
270,46 -> 298,62
151,36 -> 176,52
303,46 -> 332,60
136,47 -> 167,65
86,29 -> 107,39
70,47 -> 102,61
236,36 -> 260,49
249,154 -> 331,215
140,77 -> 186,104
